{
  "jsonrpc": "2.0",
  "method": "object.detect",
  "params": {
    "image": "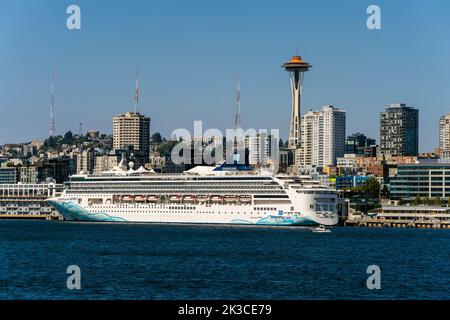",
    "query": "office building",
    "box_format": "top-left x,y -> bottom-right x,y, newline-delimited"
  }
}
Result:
380,104 -> 419,156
